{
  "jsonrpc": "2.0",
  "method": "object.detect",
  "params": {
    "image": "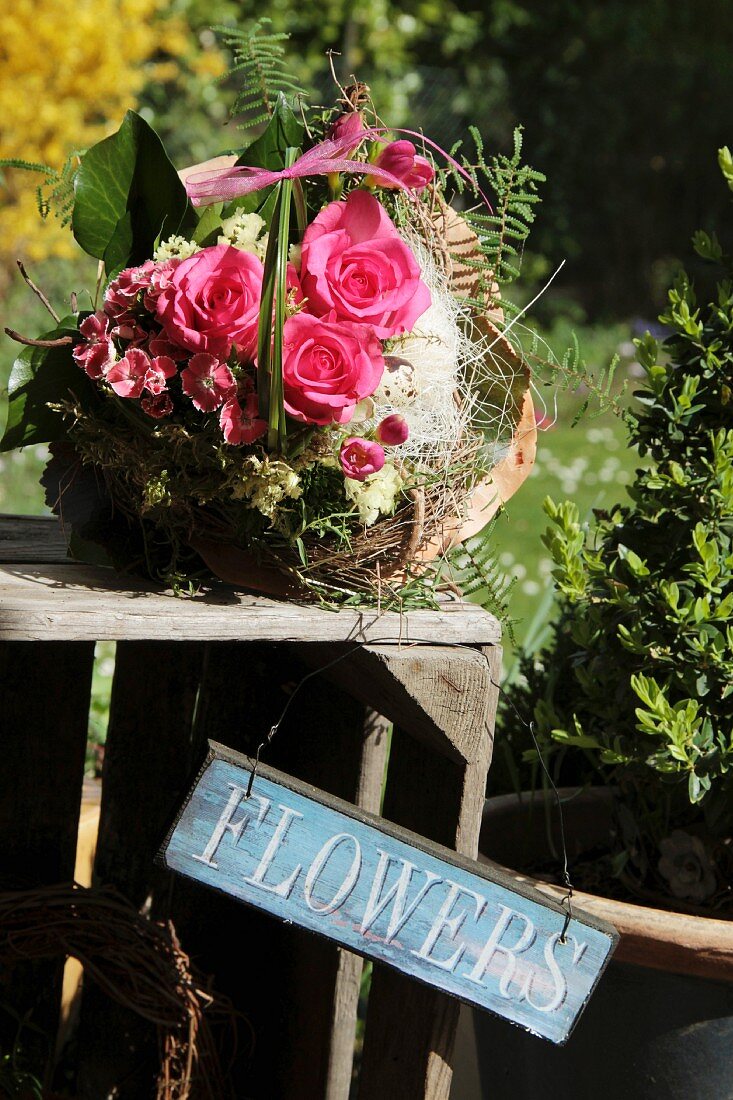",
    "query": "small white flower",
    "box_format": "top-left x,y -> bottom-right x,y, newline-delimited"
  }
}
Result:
218,209 -> 267,258
153,235 -> 200,262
